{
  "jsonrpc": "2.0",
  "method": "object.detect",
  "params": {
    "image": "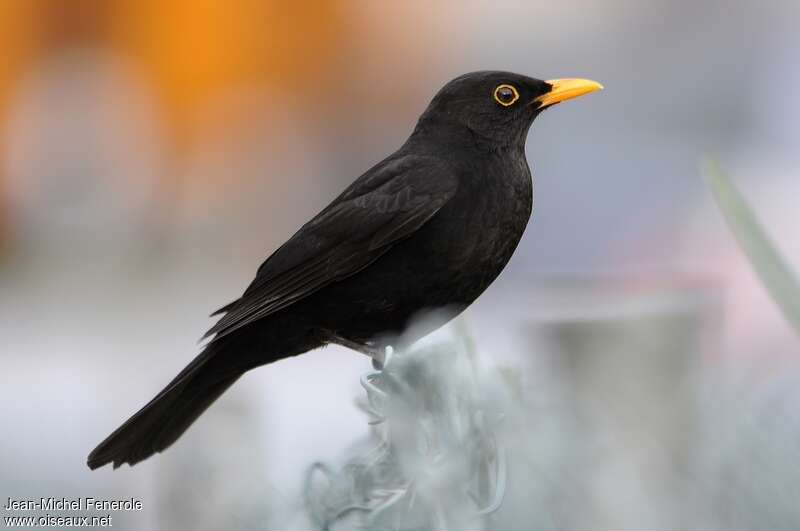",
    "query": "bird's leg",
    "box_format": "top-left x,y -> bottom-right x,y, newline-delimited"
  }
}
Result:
330,335 -> 387,368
